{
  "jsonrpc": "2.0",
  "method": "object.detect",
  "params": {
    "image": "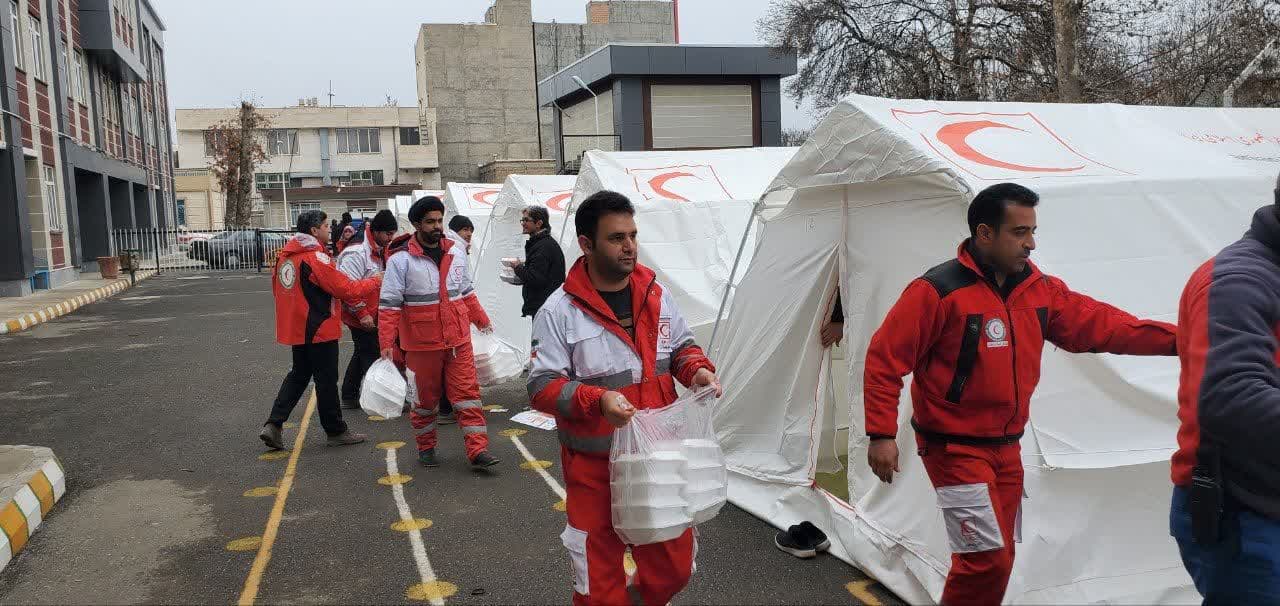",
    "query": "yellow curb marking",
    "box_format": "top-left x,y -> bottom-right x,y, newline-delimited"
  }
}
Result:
28,471 -> 55,515
405,581 -> 458,602
377,441 -> 406,450
242,487 -> 278,498
499,428 -> 527,437
390,518 -> 433,532
520,460 -> 553,470
237,391 -> 318,605
0,502 -> 28,553
226,536 -> 263,552
378,474 -> 413,486
257,451 -> 289,461
845,580 -> 884,606
553,499 -> 567,512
